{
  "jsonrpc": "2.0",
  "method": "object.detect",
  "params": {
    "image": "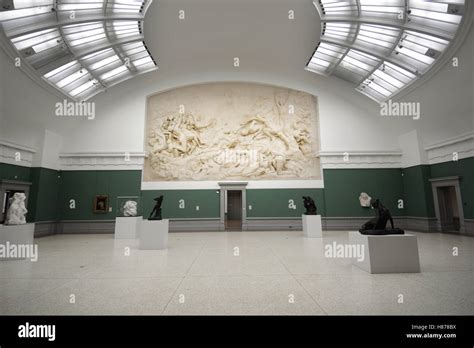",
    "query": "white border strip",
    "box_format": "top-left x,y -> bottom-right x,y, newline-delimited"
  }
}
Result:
141,180 -> 324,190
